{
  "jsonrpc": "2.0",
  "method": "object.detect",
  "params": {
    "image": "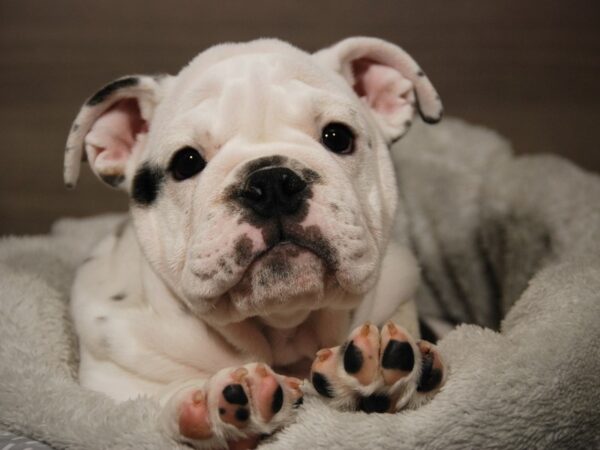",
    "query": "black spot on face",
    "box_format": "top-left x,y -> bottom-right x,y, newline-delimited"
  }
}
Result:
131,163 -> 165,206
284,223 -> 338,272
311,372 -> 334,398
381,340 -> 415,372
293,396 -> 304,408
417,351 -> 443,393
404,120 -> 412,129
101,174 -> 125,188
234,235 -> 254,266
343,341 -> 363,374
222,384 -> 248,405
358,394 -> 390,413
271,385 -> 284,414
218,407 -> 226,415
110,292 -> 126,301
87,77 -> 139,106
234,407 -> 249,422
